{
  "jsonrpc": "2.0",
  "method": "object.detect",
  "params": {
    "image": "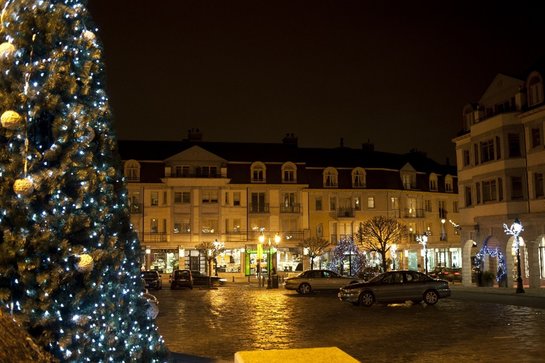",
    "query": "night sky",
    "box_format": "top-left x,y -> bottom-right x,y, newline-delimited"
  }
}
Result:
87,0 -> 545,164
